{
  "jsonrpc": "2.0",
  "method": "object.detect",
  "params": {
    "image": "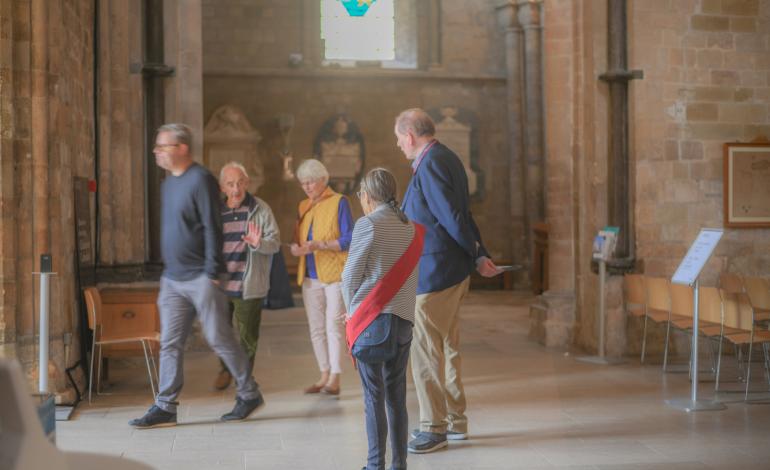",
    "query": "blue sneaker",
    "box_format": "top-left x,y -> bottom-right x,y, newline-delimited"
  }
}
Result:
220,393 -> 265,421
411,428 -> 468,440
128,405 -> 177,429
407,431 -> 448,454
